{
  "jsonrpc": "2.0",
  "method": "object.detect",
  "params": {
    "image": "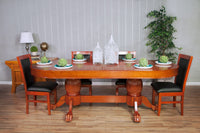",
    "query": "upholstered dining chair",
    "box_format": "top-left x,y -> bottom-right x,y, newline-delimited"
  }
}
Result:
151,54 -> 193,116
71,51 -> 93,95
17,54 -> 58,115
115,51 -> 136,96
